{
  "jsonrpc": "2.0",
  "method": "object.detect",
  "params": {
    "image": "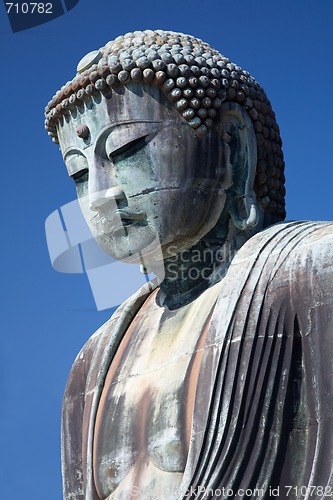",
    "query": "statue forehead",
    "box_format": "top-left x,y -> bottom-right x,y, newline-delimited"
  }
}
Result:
56,83 -> 177,152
